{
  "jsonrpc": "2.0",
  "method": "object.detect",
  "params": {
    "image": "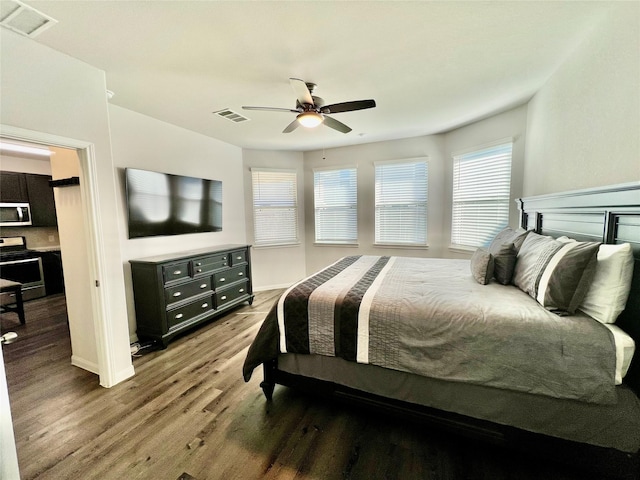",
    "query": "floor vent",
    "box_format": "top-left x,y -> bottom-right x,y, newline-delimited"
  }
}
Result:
213,109 -> 250,123
0,0 -> 57,38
